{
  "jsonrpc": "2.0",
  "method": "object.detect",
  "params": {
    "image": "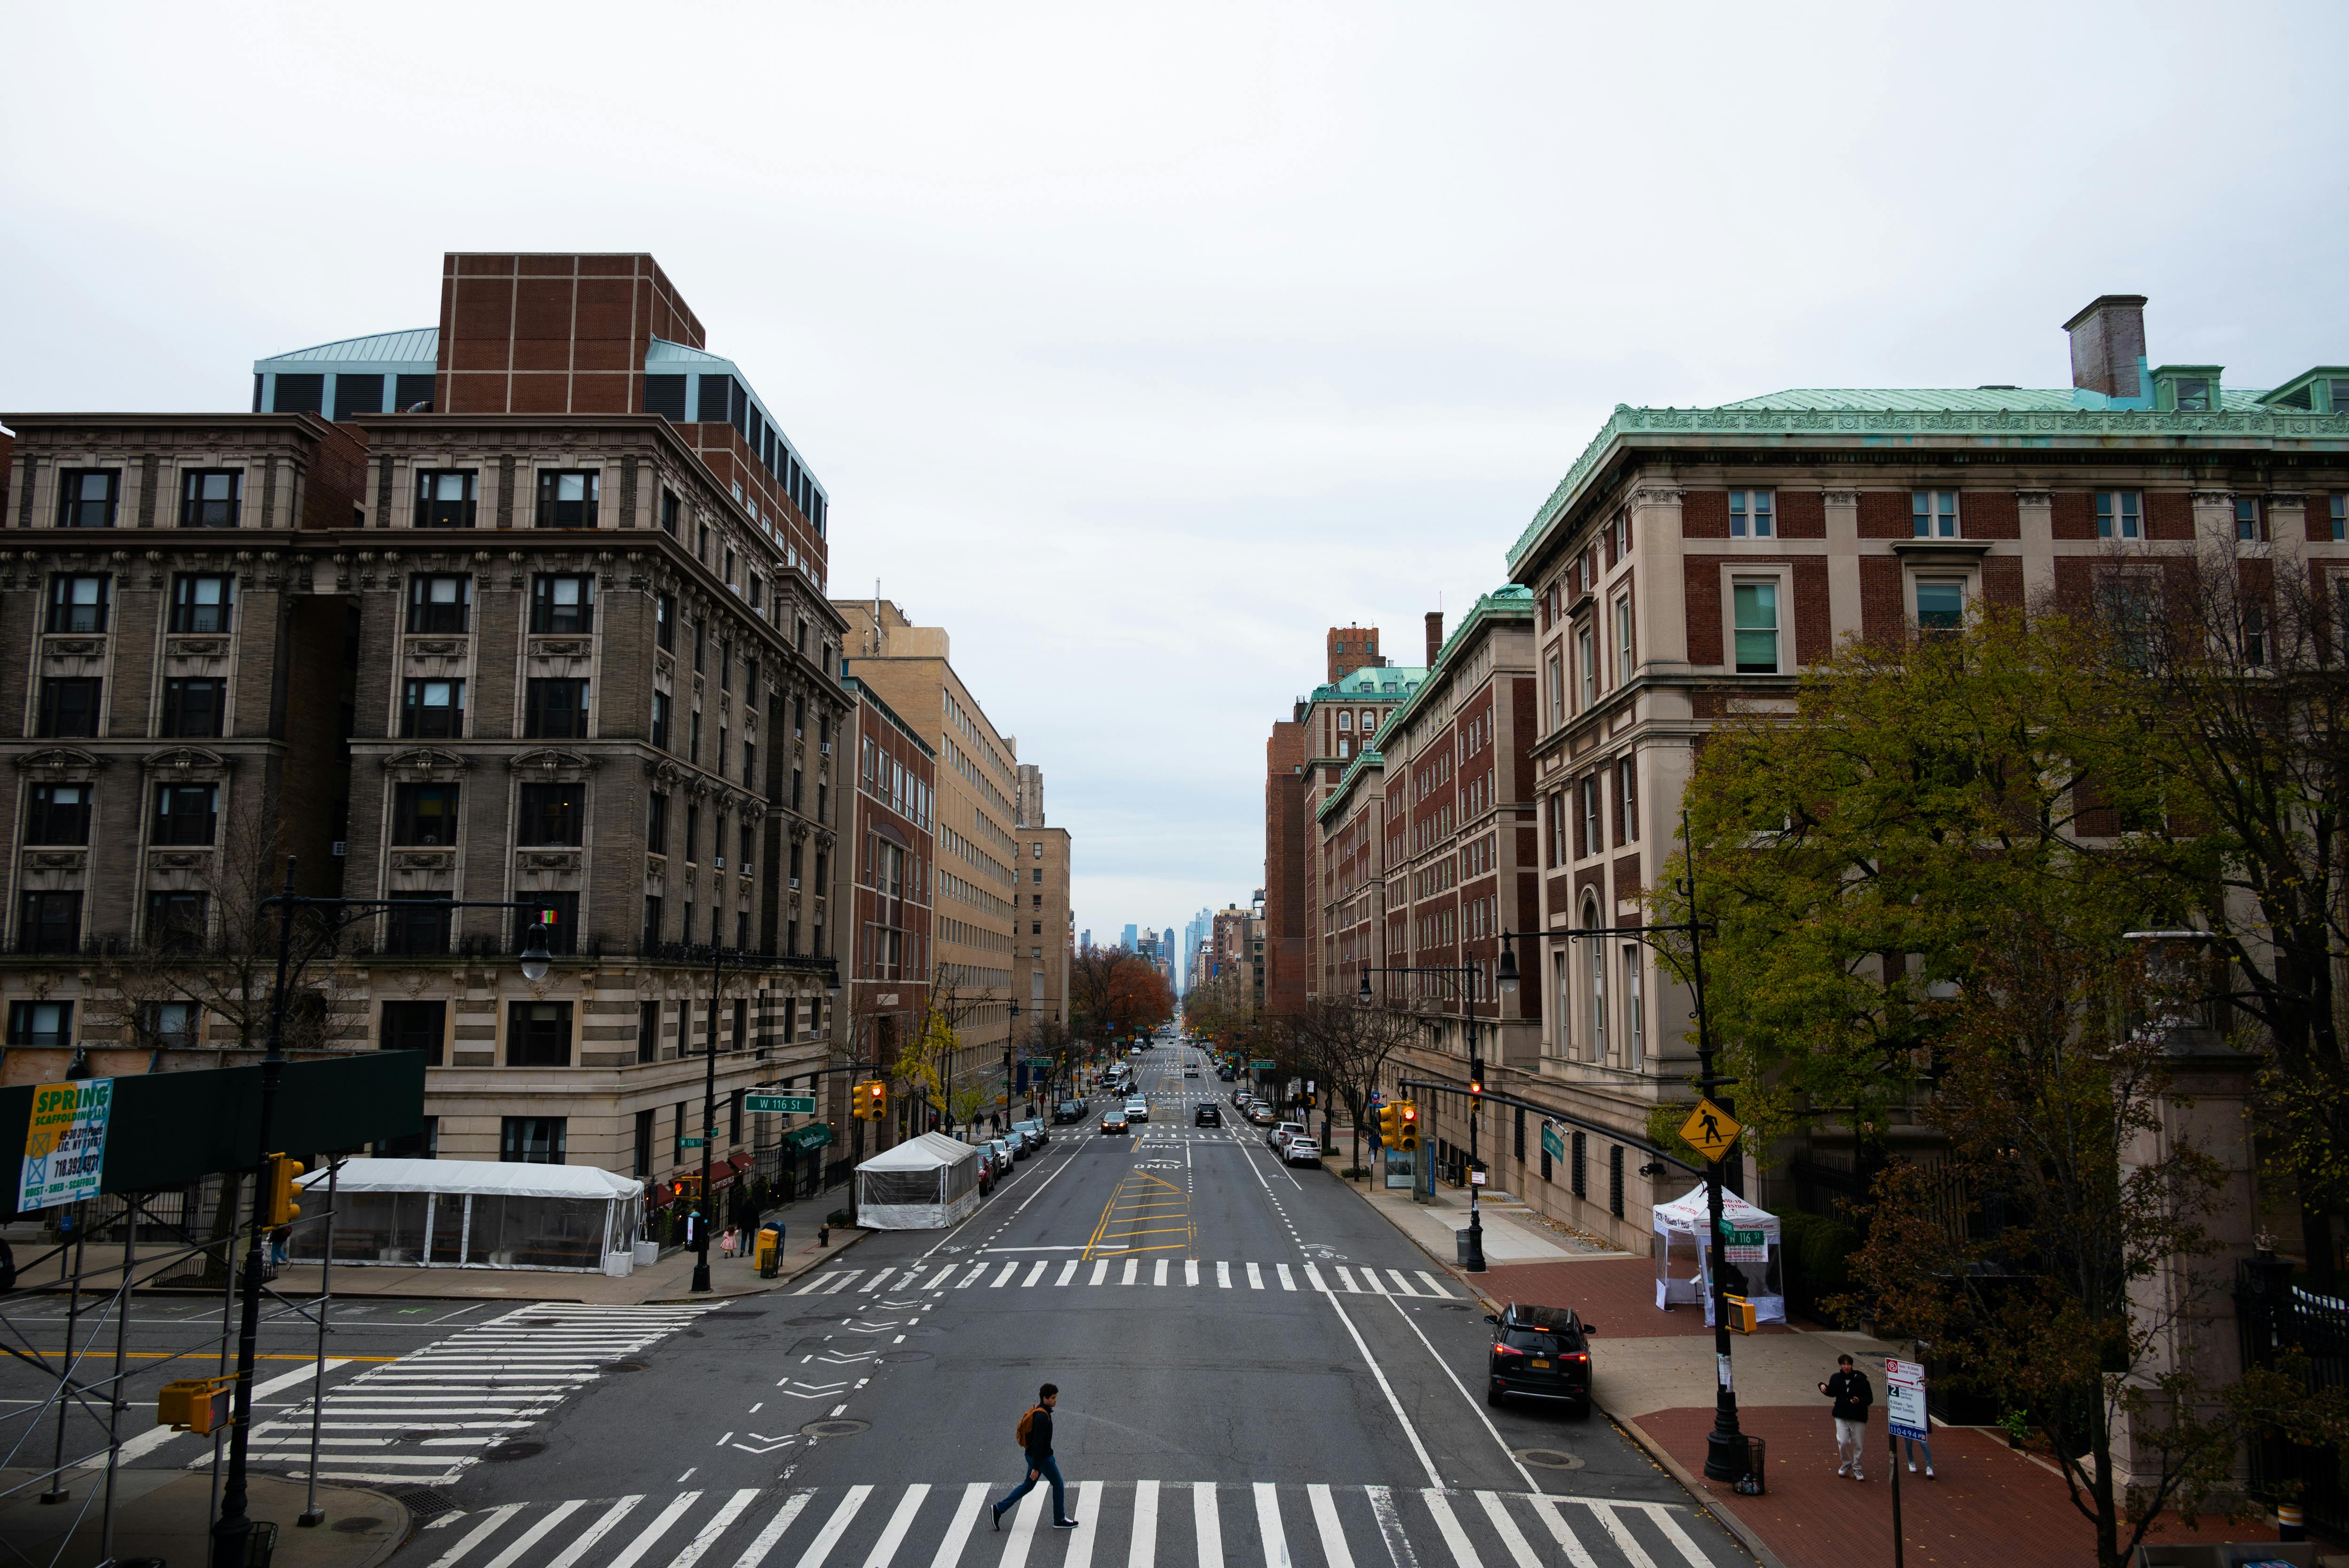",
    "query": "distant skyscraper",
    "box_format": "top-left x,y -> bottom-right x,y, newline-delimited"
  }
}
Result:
1081,929 -> 1092,952
1122,923 -> 1139,951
